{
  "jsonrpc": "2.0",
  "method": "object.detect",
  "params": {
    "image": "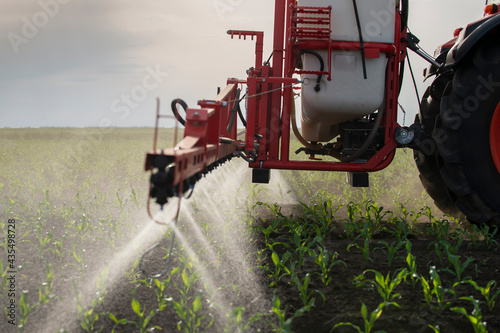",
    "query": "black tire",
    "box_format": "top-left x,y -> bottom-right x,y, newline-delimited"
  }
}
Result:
435,37 -> 500,227
413,87 -> 462,216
